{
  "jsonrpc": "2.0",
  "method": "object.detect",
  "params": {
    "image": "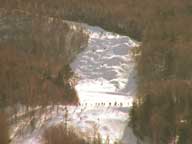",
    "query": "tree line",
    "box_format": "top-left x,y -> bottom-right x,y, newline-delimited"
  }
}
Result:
129,0 -> 192,143
0,0 -> 144,40
0,9 -> 88,144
